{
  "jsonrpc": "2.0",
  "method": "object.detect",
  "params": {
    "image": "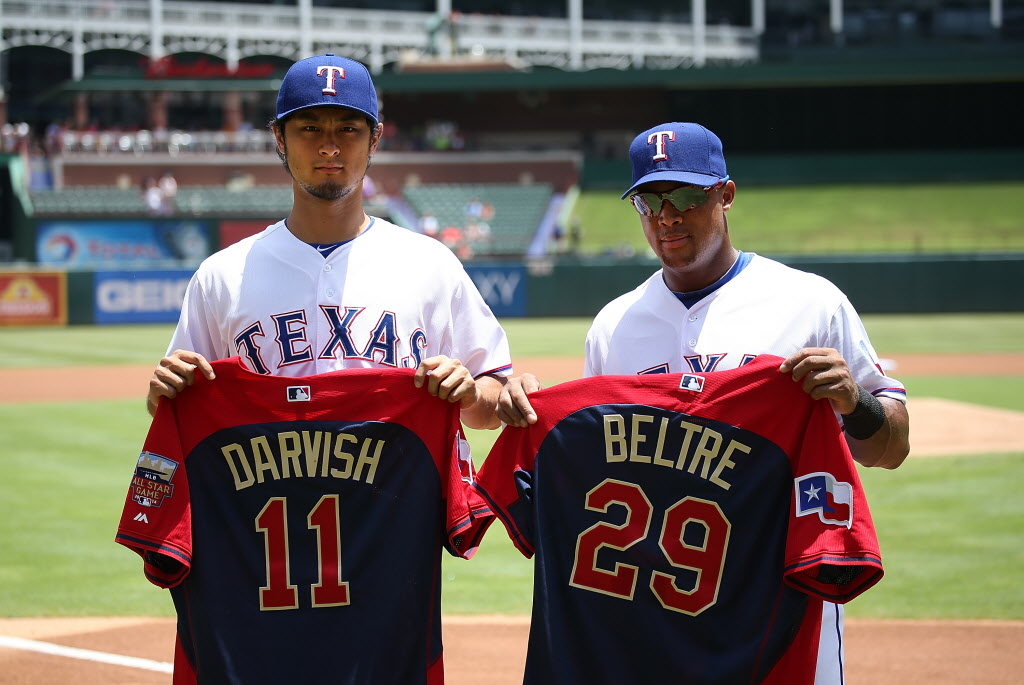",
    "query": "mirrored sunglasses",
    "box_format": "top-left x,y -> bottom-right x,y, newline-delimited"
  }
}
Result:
628,184 -> 718,217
